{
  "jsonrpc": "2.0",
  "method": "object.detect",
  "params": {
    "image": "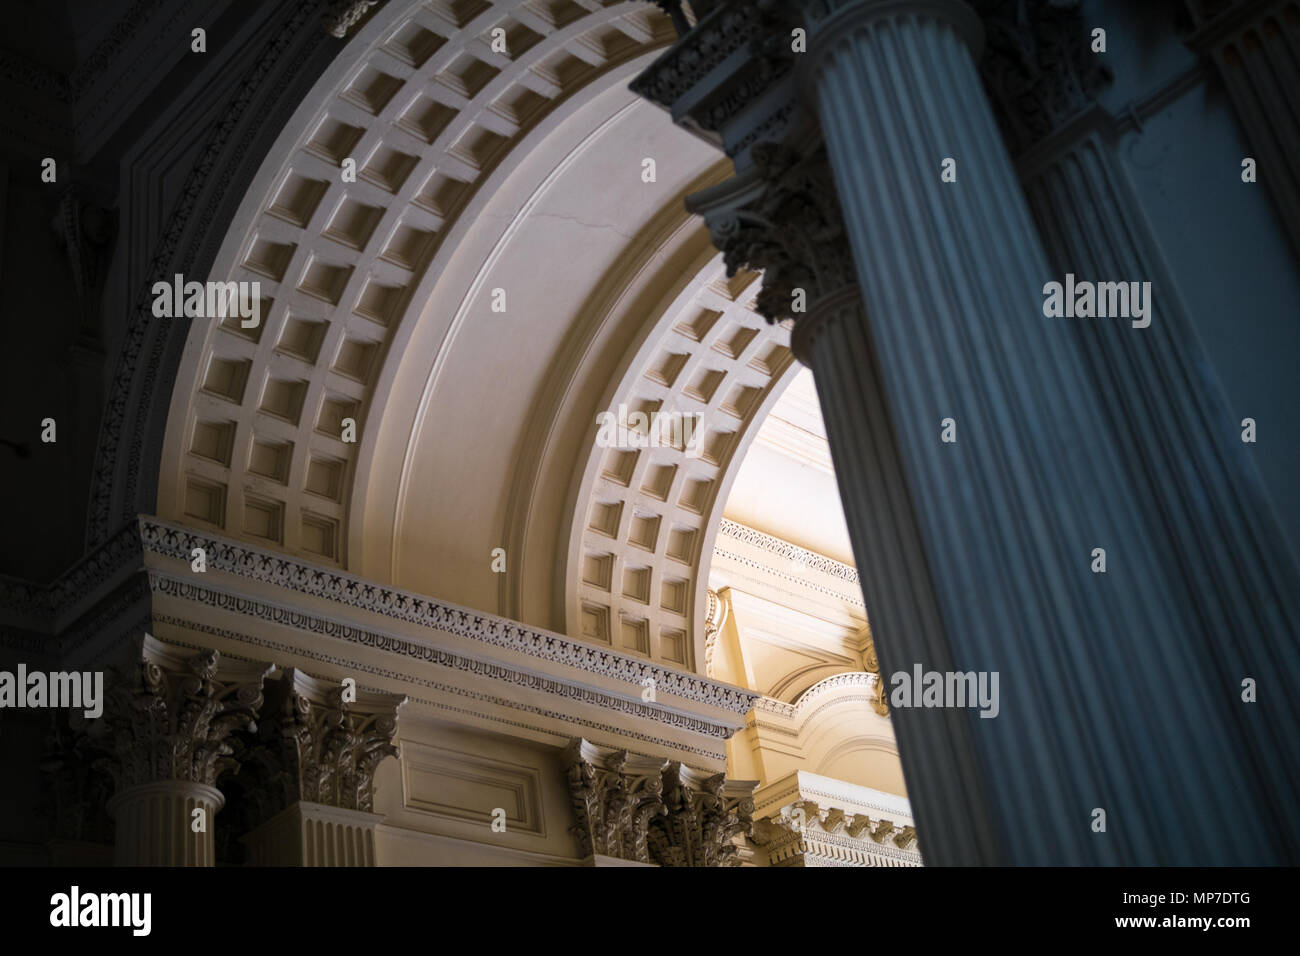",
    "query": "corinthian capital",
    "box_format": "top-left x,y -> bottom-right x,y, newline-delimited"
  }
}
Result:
688,141 -> 858,323
631,1 -> 814,162
258,669 -> 406,814
563,738 -> 668,862
973,0 -> 1113,155
92,634 -> 271,791
652,761 -> 757,866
